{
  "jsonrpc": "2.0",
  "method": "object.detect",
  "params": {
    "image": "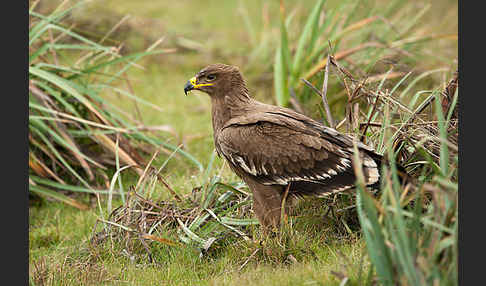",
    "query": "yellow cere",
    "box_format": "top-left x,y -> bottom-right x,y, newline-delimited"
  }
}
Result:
190,76 -> 213,88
